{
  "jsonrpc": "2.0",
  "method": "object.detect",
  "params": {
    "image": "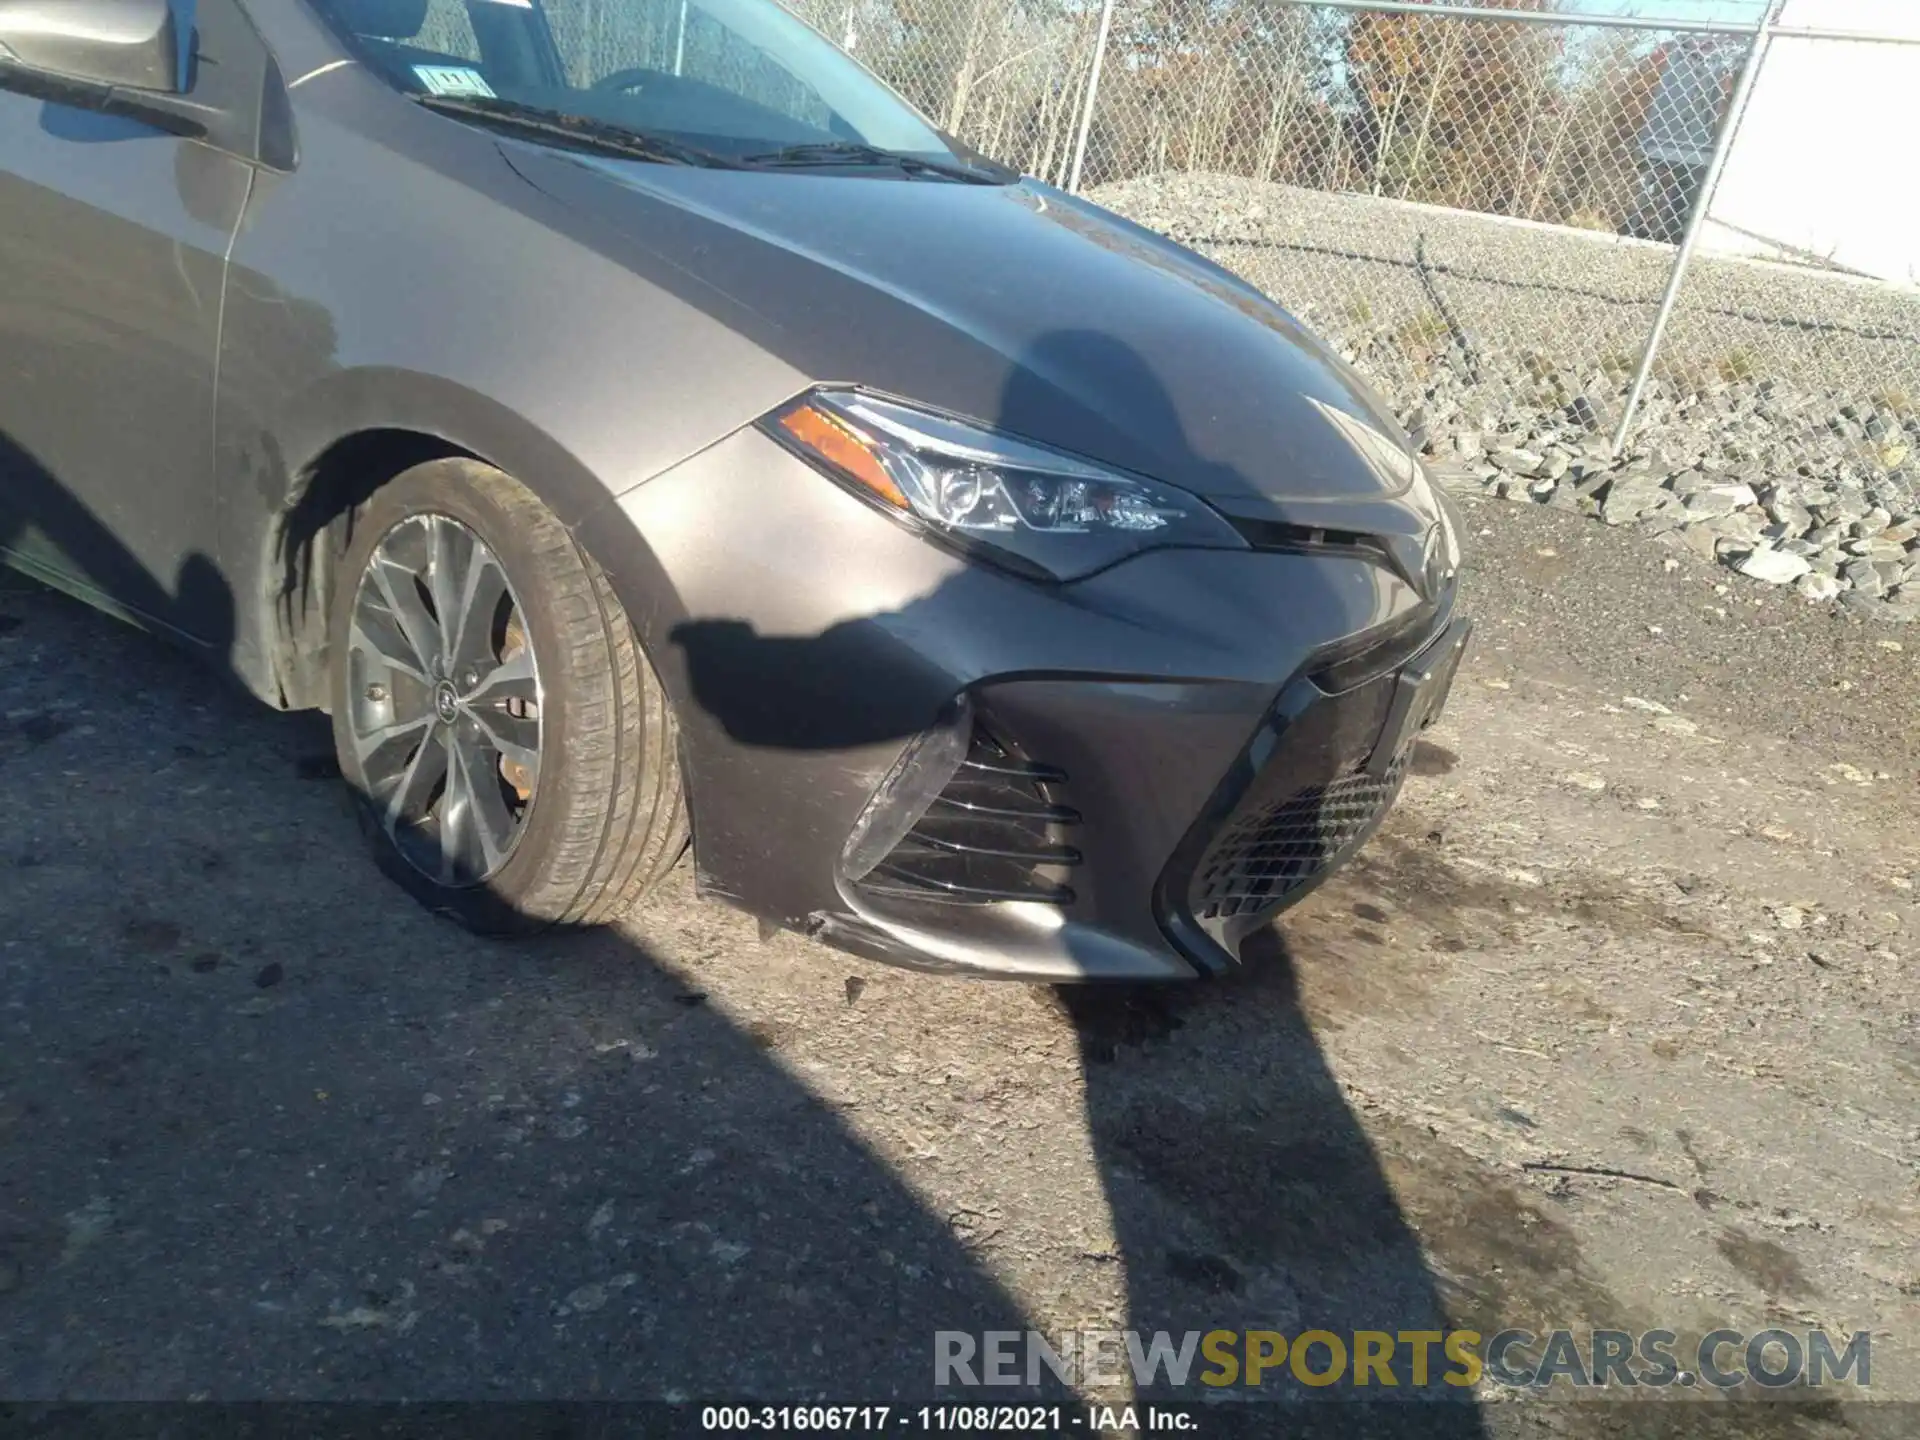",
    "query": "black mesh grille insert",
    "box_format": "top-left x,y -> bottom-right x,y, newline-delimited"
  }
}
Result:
1191,751 -> 1408,922
857,730 -> 1080,907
